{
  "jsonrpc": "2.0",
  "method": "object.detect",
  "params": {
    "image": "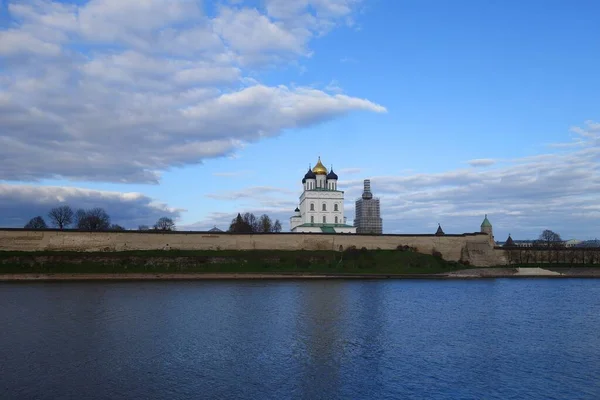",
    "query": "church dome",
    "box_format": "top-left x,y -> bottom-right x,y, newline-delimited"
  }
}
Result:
312,157 -> 328,175
303,168 -> 316,182
326,168 -> 338,180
